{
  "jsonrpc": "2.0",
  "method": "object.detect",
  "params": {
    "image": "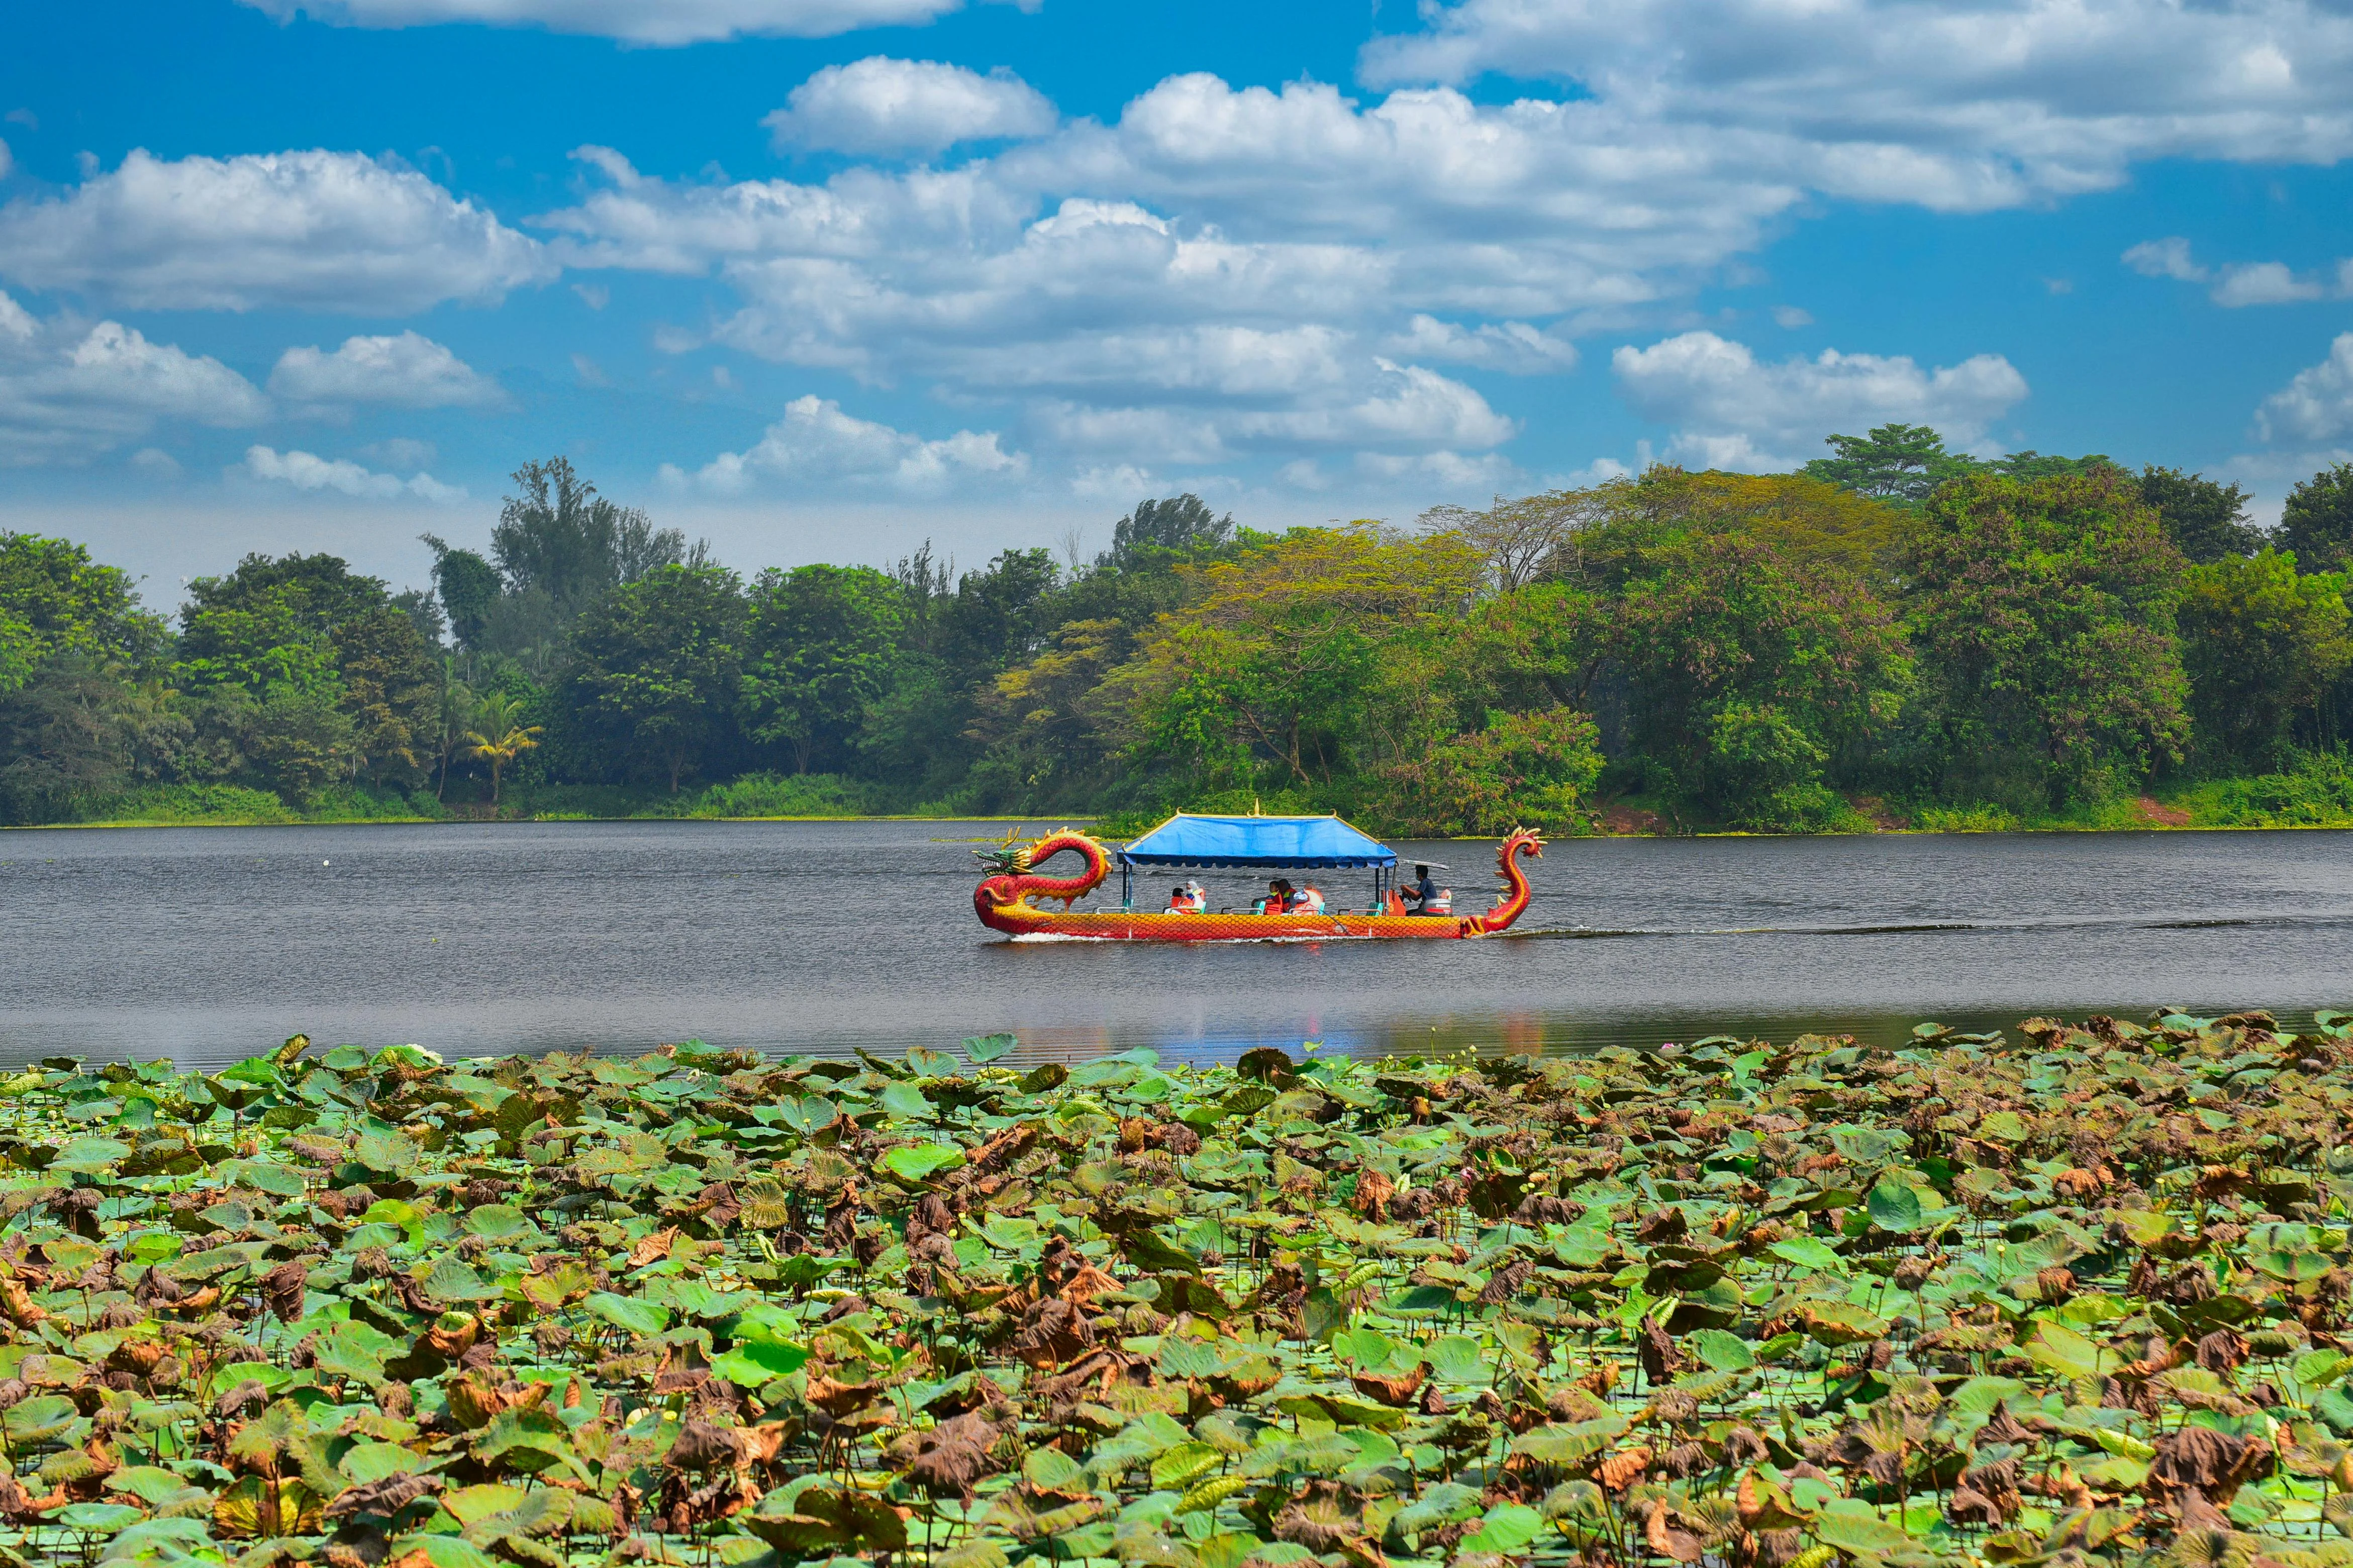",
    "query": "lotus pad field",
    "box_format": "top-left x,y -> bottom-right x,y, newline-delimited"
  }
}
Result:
3,1015 -> 2353,1568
